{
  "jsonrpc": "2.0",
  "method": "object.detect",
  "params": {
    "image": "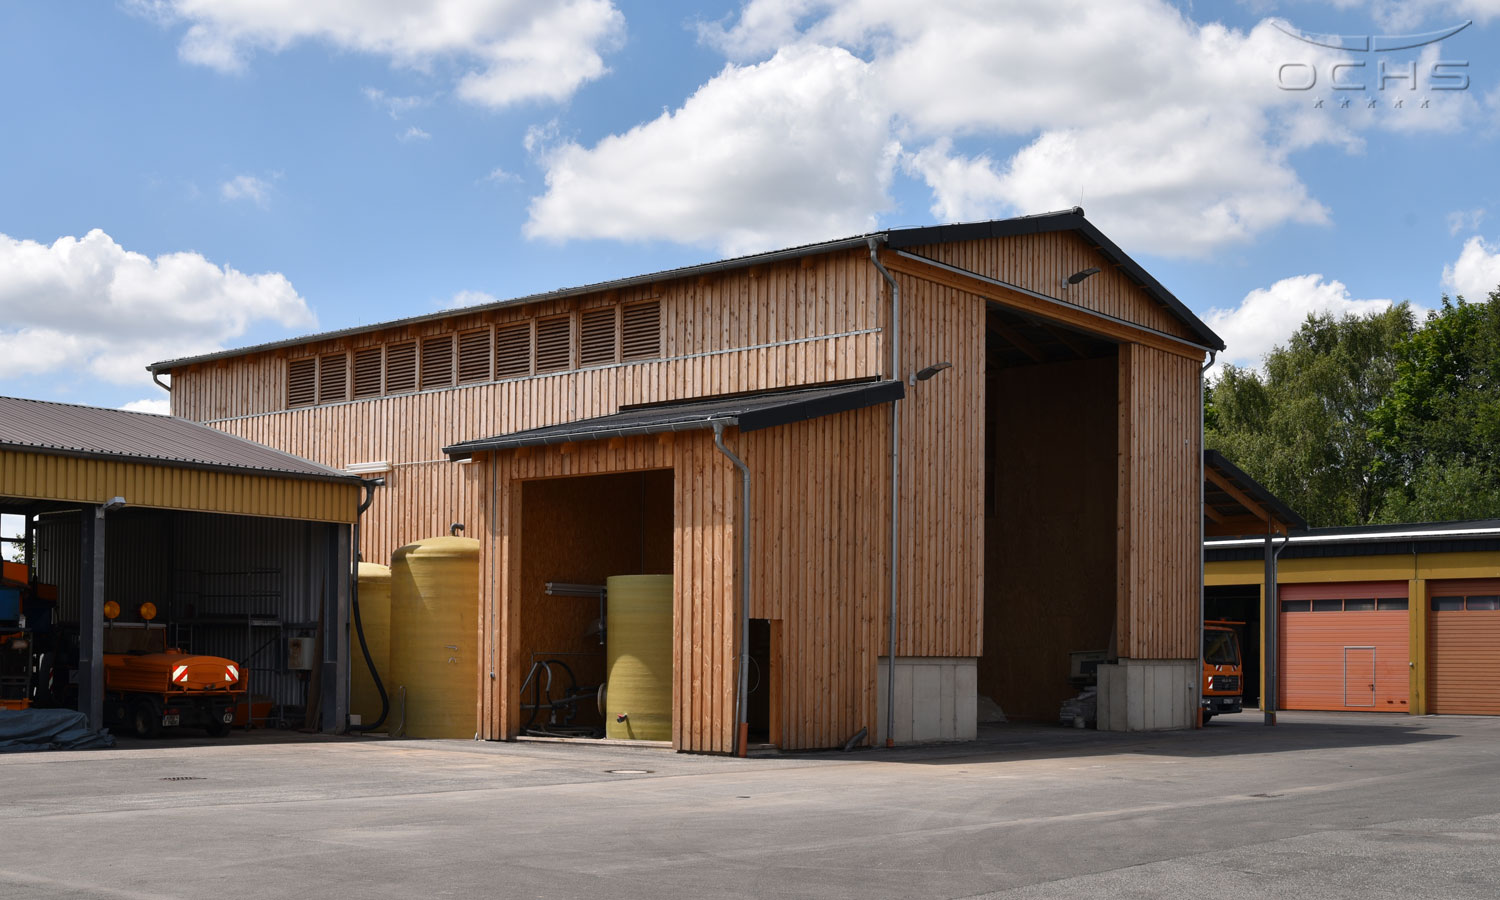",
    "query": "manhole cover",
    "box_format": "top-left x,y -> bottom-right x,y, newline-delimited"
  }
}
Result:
161,776 -> 206,781
605,769 -> 652,775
